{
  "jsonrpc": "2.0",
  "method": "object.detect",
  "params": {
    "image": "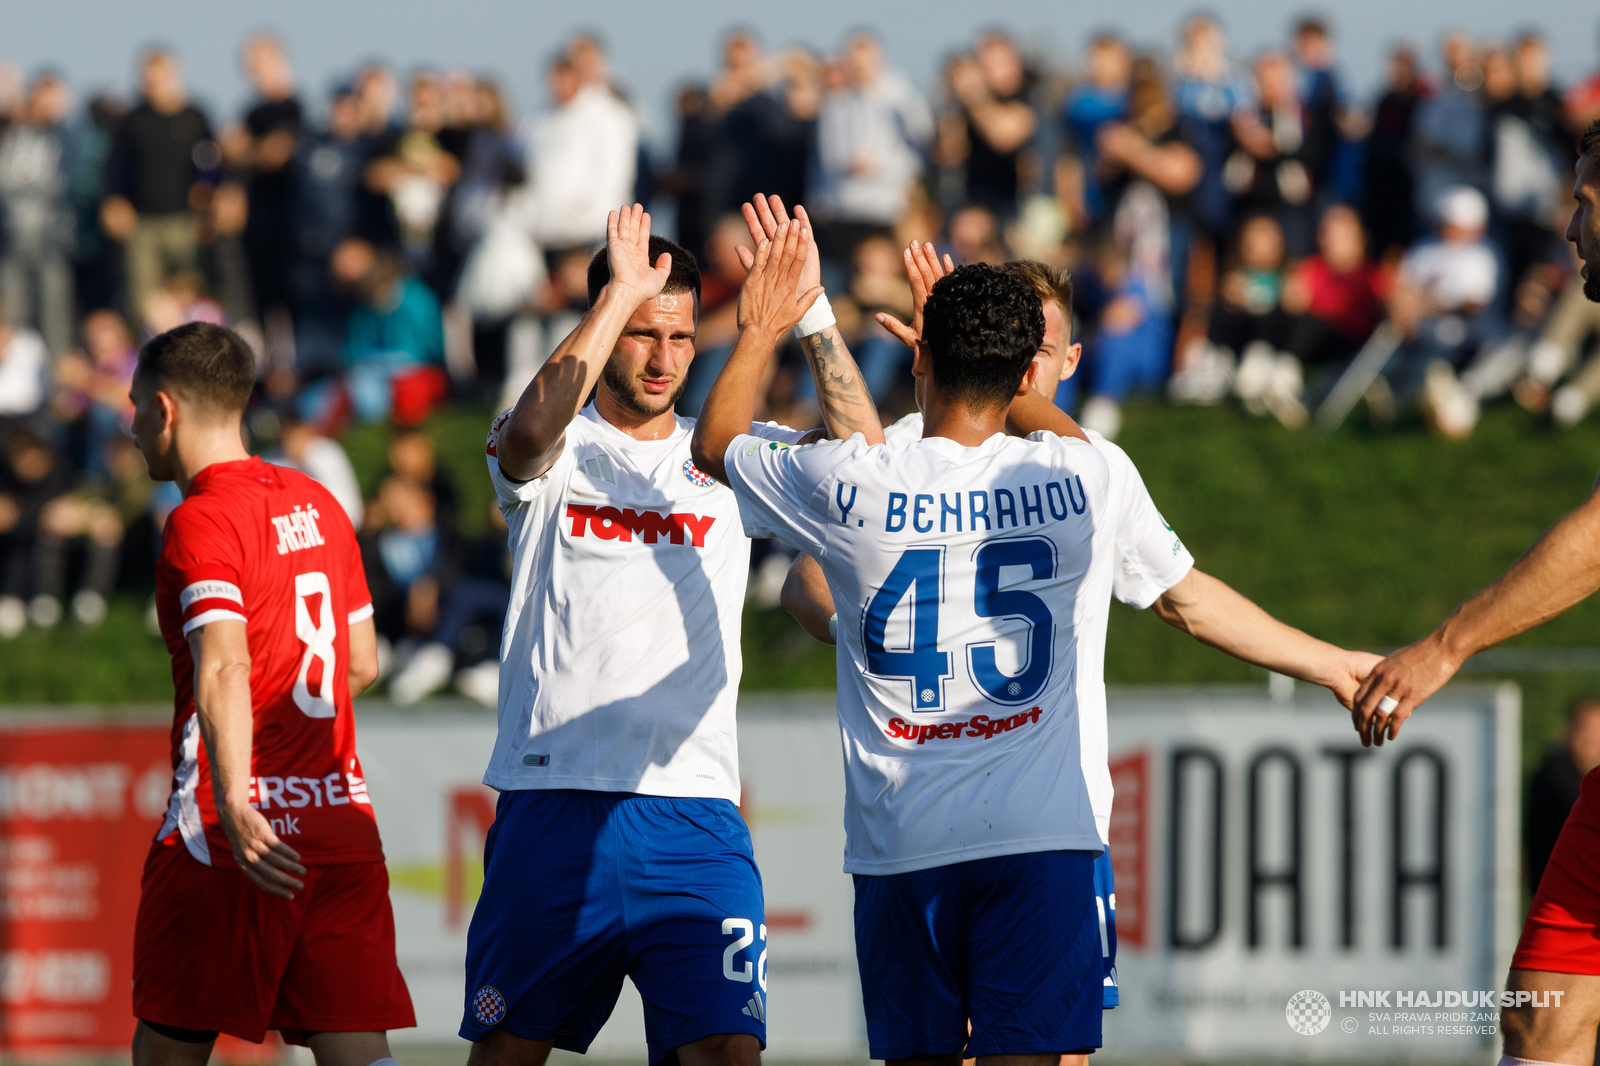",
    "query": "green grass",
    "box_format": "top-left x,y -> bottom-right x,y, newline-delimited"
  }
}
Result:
9,397 -> 1600,769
